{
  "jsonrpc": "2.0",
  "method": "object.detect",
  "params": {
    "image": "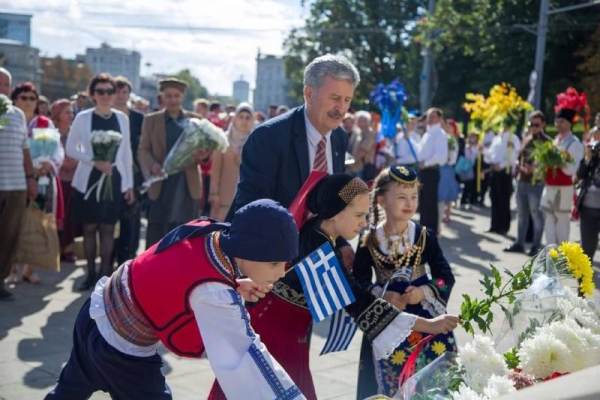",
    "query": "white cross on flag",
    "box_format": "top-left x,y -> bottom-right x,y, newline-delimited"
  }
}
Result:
294,242 -> 356,323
